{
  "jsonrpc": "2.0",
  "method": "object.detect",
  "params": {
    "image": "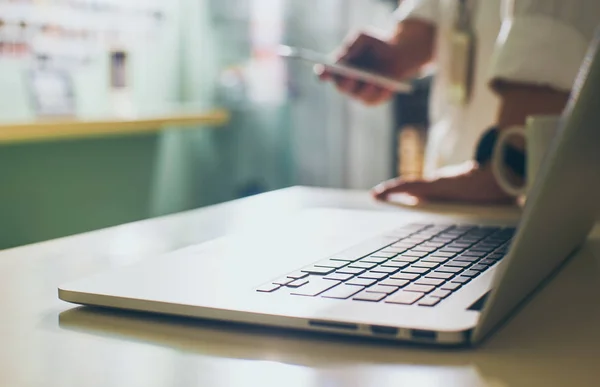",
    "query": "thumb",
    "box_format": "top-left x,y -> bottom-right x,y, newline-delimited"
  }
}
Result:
338,33 -> 382,64
372,179 -> 432,200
